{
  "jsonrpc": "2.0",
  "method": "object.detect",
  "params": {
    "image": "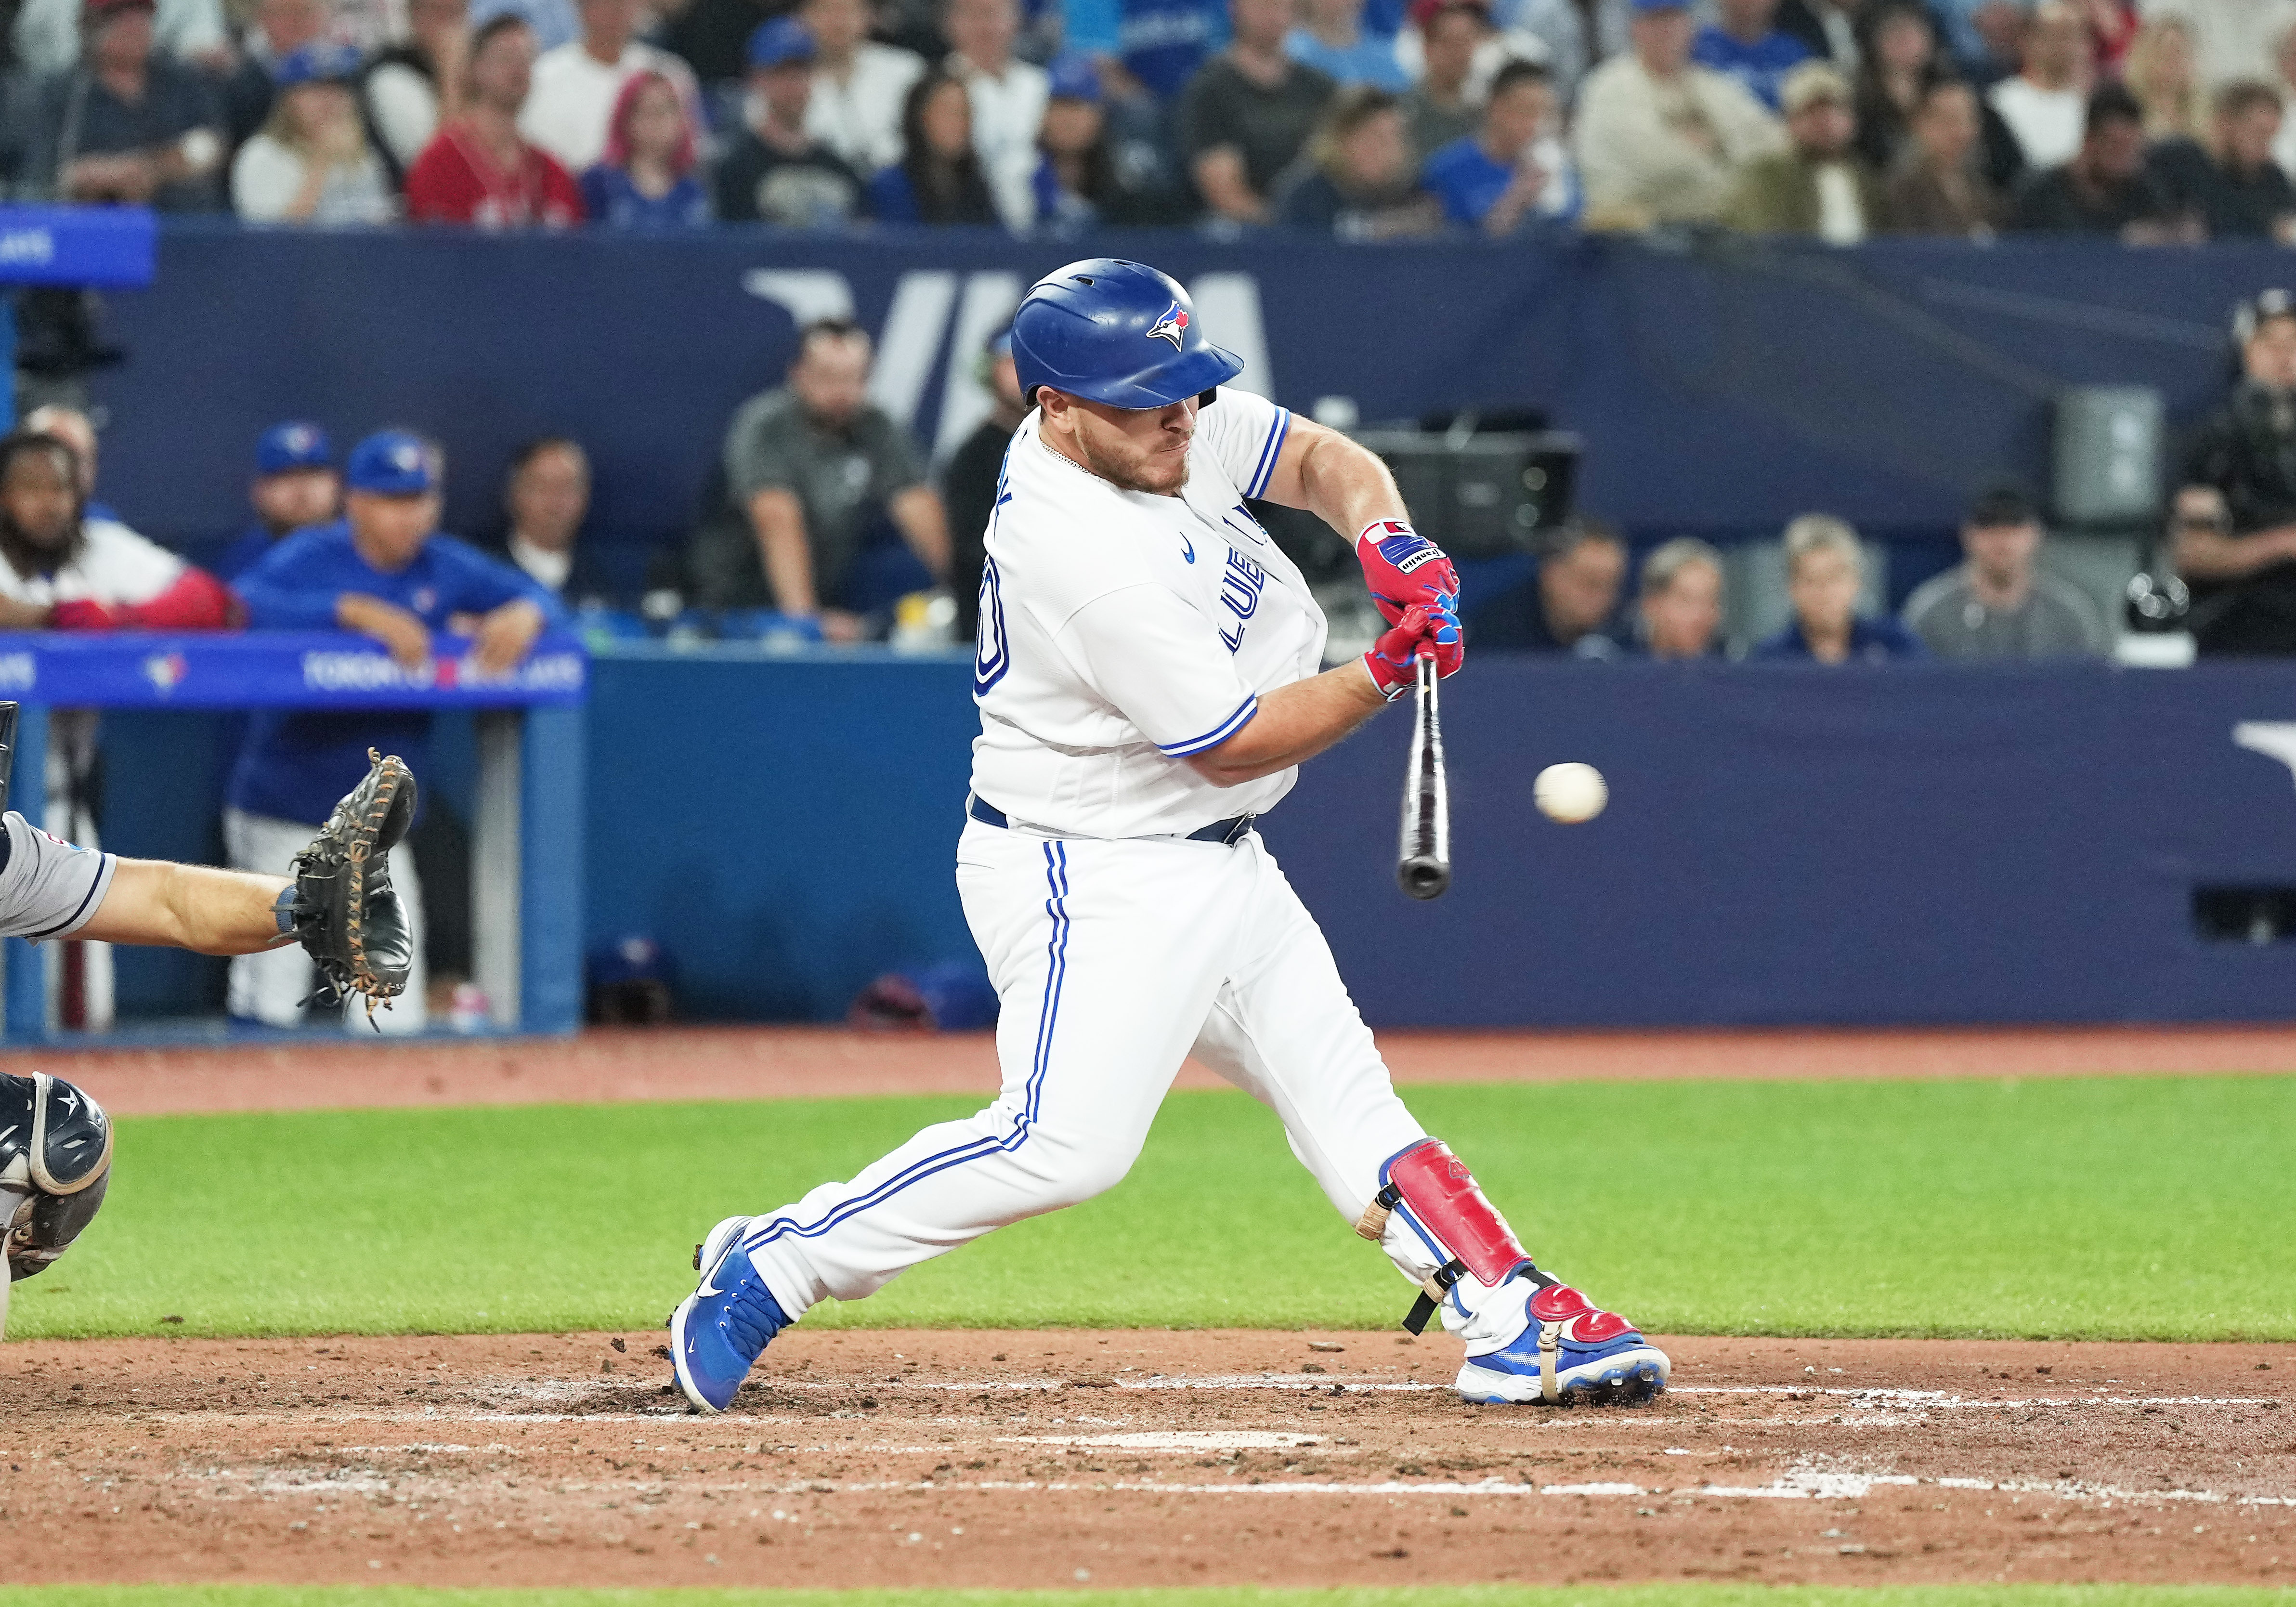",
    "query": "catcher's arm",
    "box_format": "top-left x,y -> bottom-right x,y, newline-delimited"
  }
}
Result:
75,861 -> 296,954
